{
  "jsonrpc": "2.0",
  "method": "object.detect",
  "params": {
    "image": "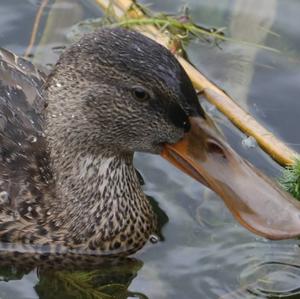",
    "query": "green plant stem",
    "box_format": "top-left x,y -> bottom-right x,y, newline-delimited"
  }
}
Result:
113,18 -> 280,52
